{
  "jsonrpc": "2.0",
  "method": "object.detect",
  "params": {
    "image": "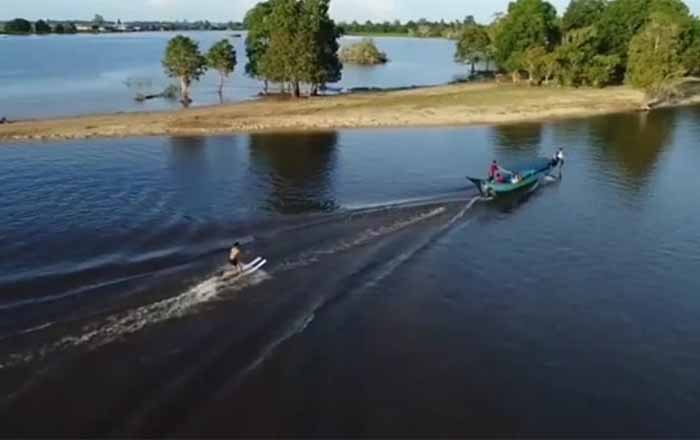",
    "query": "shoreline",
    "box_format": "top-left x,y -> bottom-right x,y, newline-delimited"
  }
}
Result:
0,83 -> 650,143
